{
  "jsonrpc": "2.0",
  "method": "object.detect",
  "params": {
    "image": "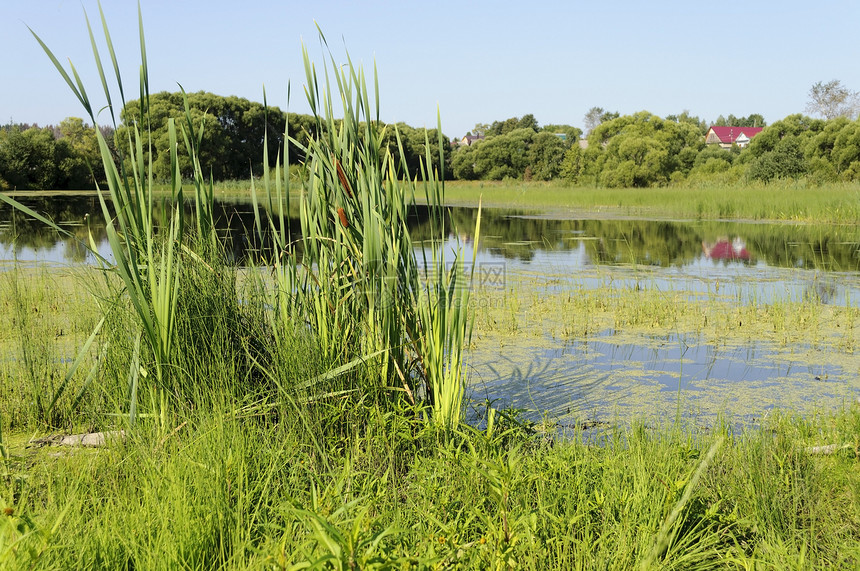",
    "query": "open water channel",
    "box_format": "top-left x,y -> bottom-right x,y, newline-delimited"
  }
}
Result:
3,194 -> 860,431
